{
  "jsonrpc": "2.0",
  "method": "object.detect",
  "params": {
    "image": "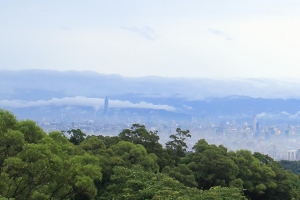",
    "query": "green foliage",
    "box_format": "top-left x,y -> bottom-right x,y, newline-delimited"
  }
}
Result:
162,164 -> 197,187
197,186 -> 246,200
119,123 -> 162,154
66,129 -> 87,145
0,196 -> 12,200
0,110 -> 101,200
253,152 -> 275,165
100,165 -> 246,200
0,130 -> 24,174
17,120 -> 45,143
188,139 -> 238,189
232,150 -> 297,200
119,124 -> 177,171
280,160 -> 300,174
166,128 -> 191,157
96,135 -> 121,148
1,109 -> 300,200
0,109 -> 18,133
79,136 -> 106,155
110,141 -> 159,172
